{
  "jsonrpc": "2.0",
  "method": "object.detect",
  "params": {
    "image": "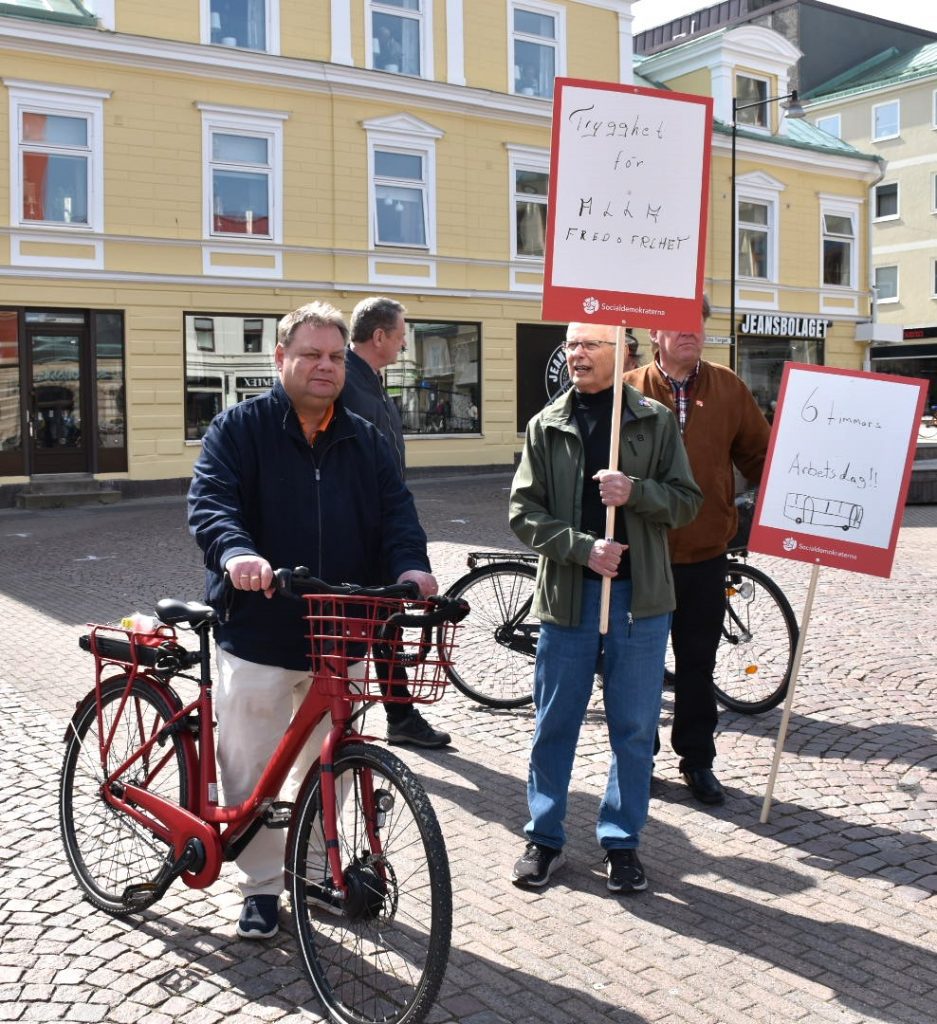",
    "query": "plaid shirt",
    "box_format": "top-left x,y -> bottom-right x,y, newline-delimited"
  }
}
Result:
657,356 -> 701,434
